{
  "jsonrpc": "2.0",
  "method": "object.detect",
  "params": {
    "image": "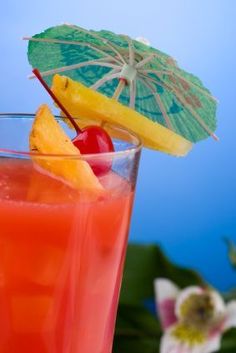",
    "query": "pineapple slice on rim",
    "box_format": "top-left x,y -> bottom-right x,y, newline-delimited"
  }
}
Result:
29,104 -> 103,192
51,74 -> 192,157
